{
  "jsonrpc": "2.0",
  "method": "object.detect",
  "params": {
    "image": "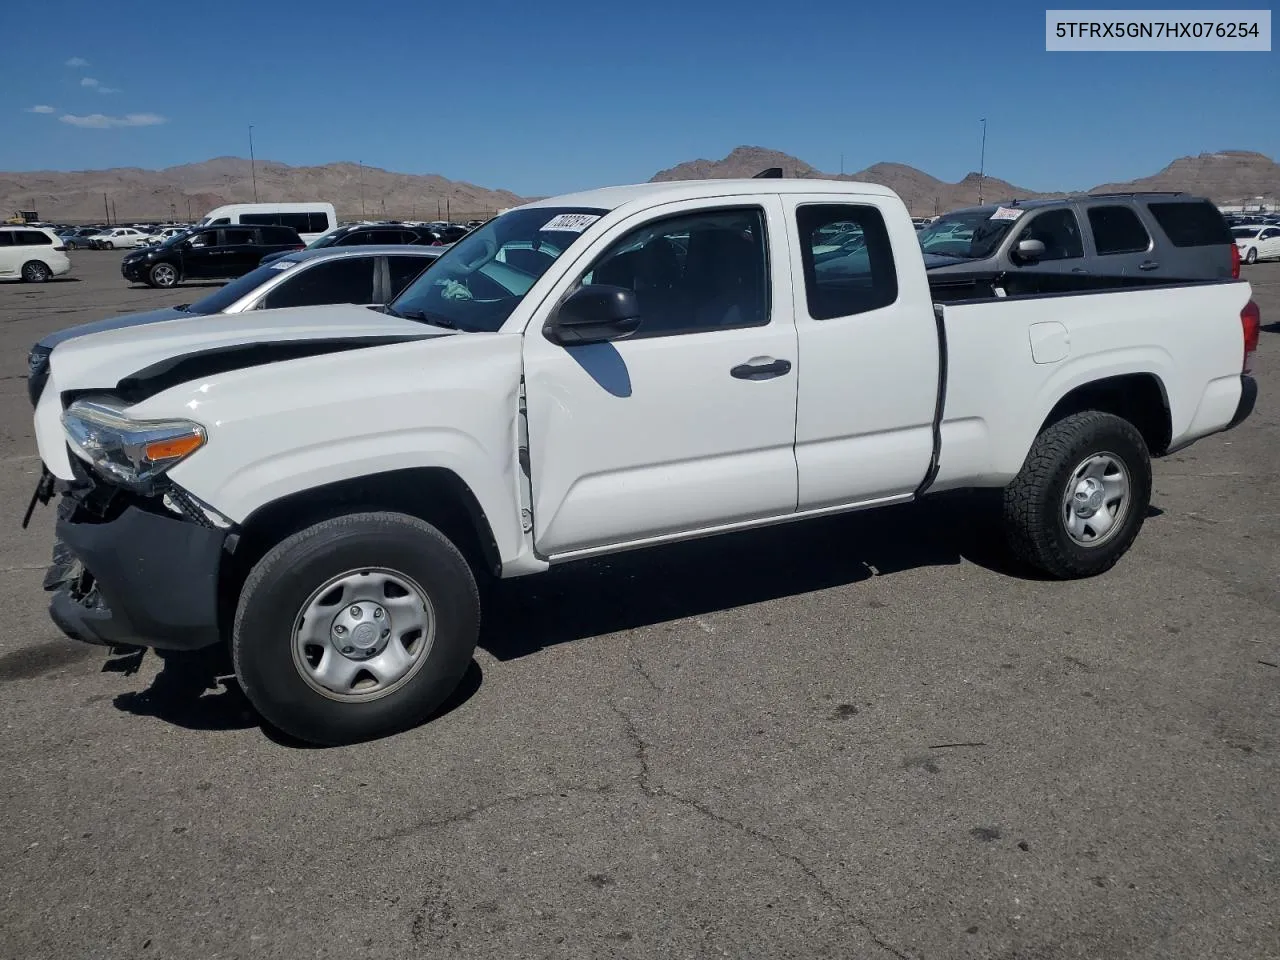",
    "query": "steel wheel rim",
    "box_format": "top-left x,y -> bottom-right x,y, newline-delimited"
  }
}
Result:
1061,451 -> 1131,547
153,264 -> 176,286
290,567 -> 436,703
